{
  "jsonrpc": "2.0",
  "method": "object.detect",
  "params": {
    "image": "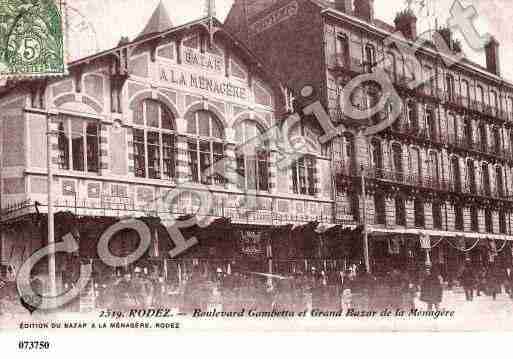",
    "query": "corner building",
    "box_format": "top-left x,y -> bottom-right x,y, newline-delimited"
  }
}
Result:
0,5 -> 337,282
226,0 -> 513,274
